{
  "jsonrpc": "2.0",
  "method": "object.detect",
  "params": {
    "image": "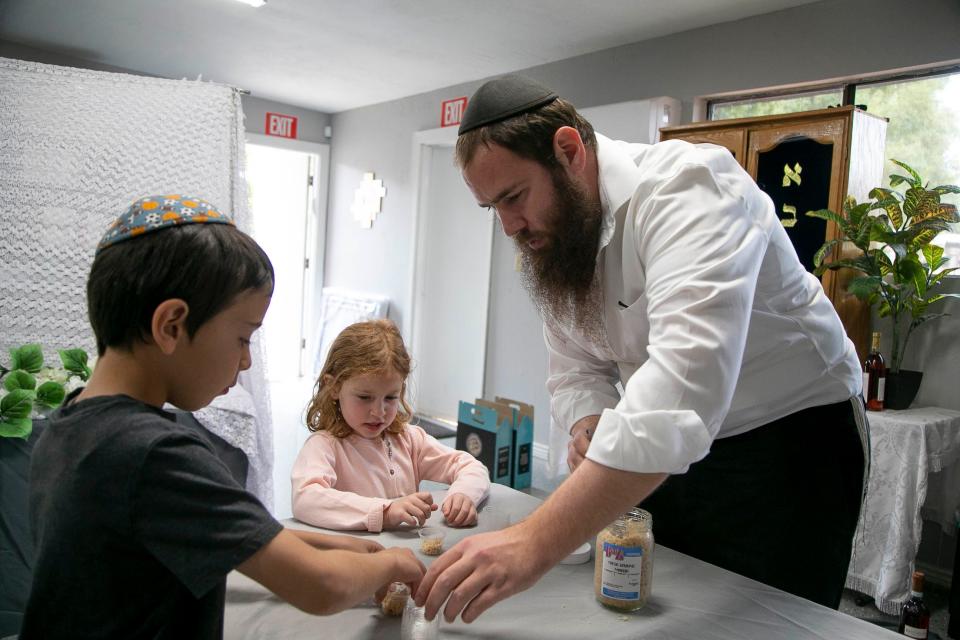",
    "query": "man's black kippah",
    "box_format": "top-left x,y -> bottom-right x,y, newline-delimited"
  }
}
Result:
457,74 -> 559,135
